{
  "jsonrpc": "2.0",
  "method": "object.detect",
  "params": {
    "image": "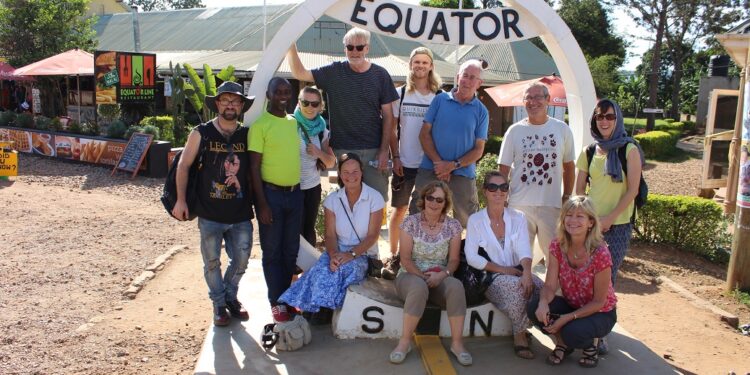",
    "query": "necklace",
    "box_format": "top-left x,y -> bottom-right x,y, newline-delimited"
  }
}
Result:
422,213 -> 440,230
214,121 -> 238,140
571,248 -> 587,260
